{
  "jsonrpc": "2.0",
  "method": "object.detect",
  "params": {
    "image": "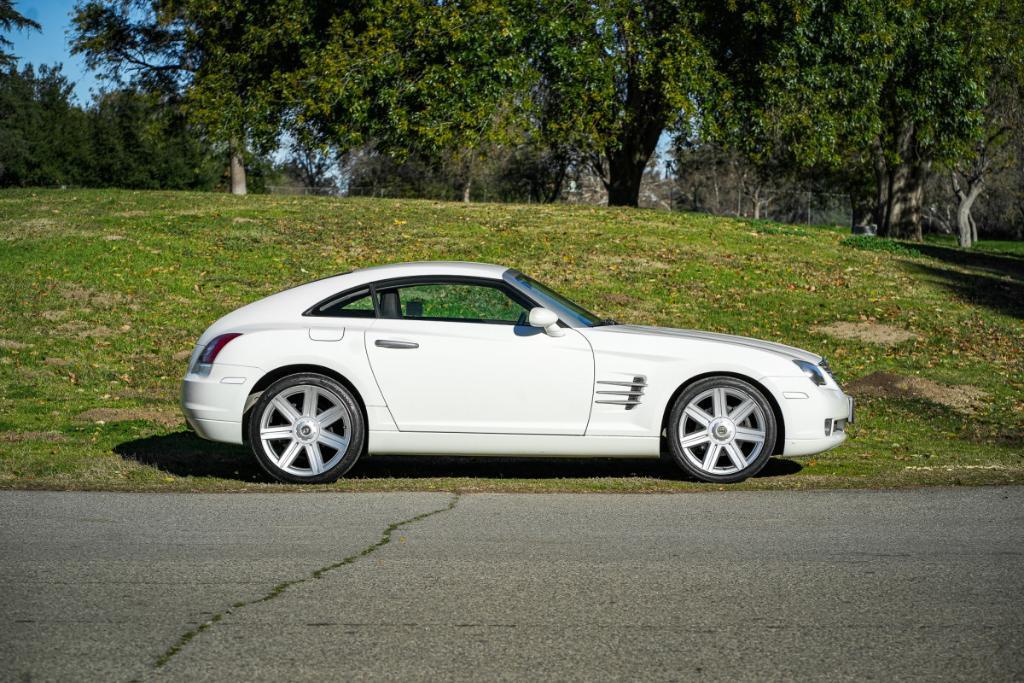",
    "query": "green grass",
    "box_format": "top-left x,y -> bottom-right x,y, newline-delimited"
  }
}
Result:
0,188 -> 1021,492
